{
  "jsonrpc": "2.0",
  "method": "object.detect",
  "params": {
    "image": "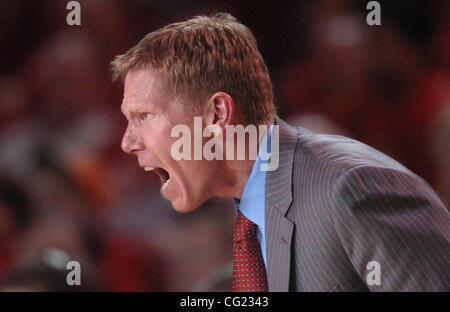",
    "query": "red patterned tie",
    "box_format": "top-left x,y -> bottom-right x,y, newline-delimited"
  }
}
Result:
231,211 -> 268,292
